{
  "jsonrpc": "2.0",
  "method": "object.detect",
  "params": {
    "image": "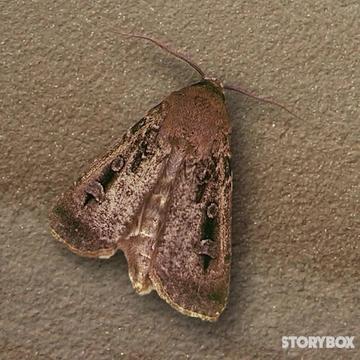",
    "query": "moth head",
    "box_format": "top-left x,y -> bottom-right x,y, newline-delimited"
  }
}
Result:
204,77 -> 223,90
191,78 -> 225,101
